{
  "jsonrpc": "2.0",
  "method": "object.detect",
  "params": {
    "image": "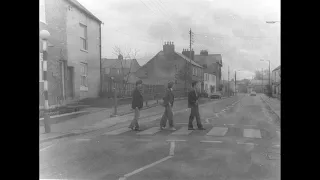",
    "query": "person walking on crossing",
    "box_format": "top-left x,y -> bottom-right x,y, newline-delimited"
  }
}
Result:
160,81 -> 175,130
188,81 -> 205,130
128,80 -> 144,131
